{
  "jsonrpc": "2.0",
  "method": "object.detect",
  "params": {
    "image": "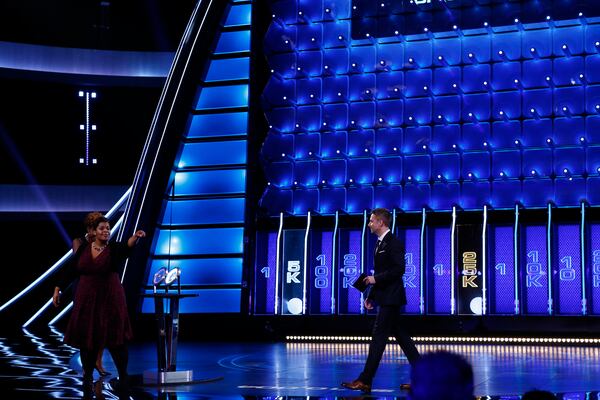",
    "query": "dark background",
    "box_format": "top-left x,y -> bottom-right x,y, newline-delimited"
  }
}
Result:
0,0 -> 196,306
